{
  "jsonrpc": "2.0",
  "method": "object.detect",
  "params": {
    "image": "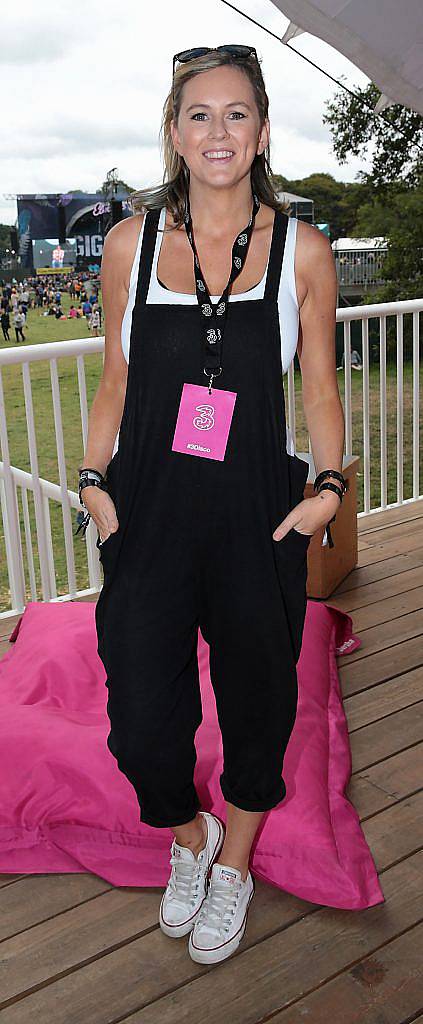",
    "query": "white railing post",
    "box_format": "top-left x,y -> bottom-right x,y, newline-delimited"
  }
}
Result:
412,310 -> 420,500
379,315 -> 387,509
362,317 -> 370,513
0,370 -> 26,610
50,357 -> 77,597
396,312 -> 404,506
21,362 -> 54,601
